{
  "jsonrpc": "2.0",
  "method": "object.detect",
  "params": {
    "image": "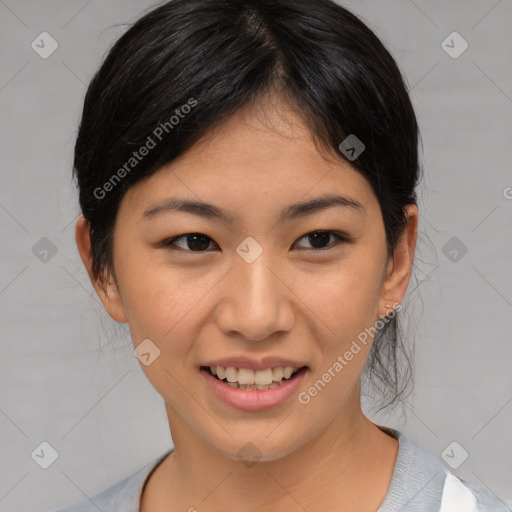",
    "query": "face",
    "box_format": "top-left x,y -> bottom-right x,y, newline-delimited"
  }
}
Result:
77,98 -> 417,462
